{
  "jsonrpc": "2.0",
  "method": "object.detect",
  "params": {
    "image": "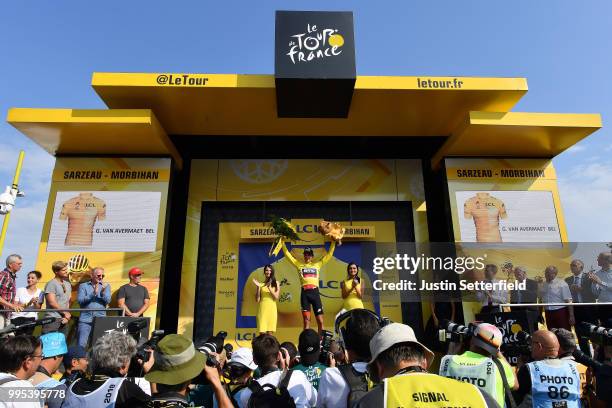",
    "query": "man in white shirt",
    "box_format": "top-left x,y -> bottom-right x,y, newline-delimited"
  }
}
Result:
0,335 -> 44,408
317,309 -> 381,408
539,265 -> 574,330
238,334 -> 317,408
589,252 -> 612,326
477,264 -> 508,314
